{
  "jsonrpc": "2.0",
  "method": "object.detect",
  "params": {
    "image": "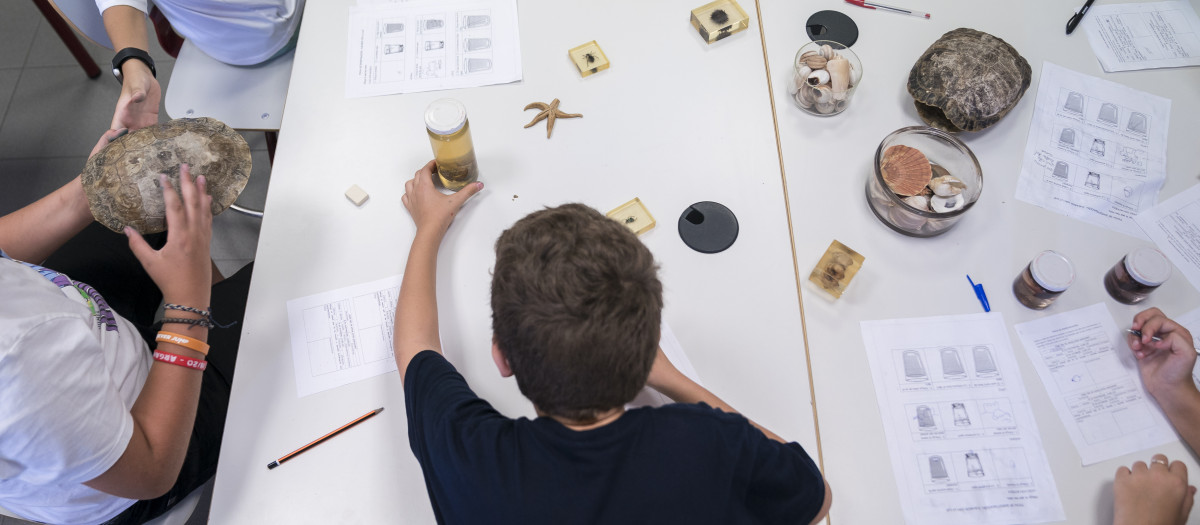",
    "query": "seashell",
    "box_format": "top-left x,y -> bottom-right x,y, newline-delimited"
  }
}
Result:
789,71 -> 801,95
796,65 -> 812,81
930,164 -> 950,179
819,44 -> 834,59
850,63 -> 862,86
827,57 -> 850,100
929,175 -> 966,197
804,55 -> 828,69
794,88 -> 814,109
880,145 -> 933,196
930,193 -> 965,213
902,195 -> 930,211
889,205 -> 927,231
816,100 -> 837,114
813,84 -> 833,104
807,69 -> 831,86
